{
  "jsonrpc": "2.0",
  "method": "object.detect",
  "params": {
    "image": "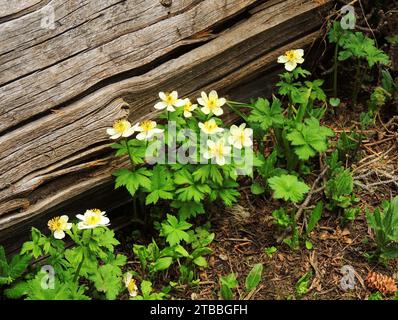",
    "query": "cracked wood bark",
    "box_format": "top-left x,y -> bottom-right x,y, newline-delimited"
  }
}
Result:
0,0 -> 332,247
